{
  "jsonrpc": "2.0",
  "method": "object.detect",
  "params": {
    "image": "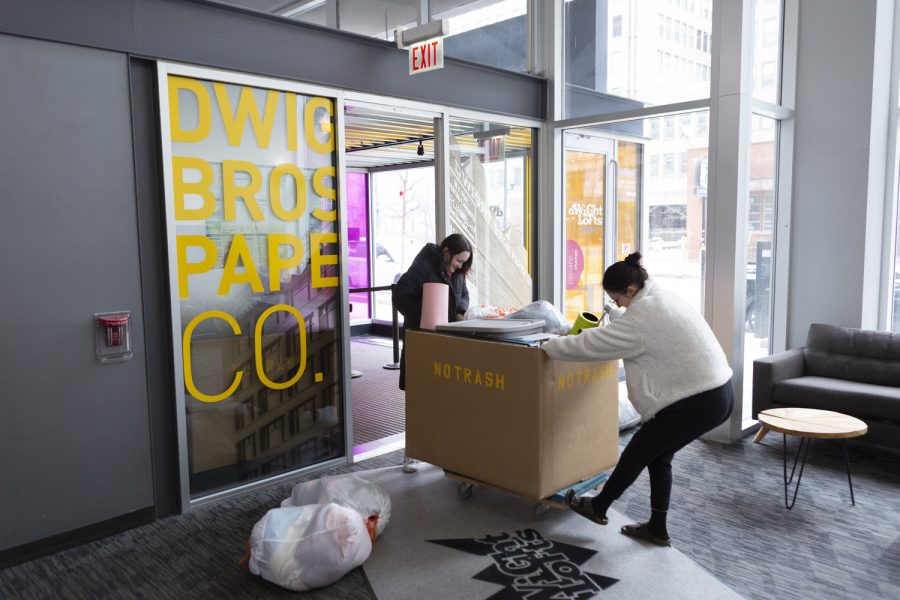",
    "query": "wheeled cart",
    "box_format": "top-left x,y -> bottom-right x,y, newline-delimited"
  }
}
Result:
405,330 -> 619,503
444,469 -> 610,520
